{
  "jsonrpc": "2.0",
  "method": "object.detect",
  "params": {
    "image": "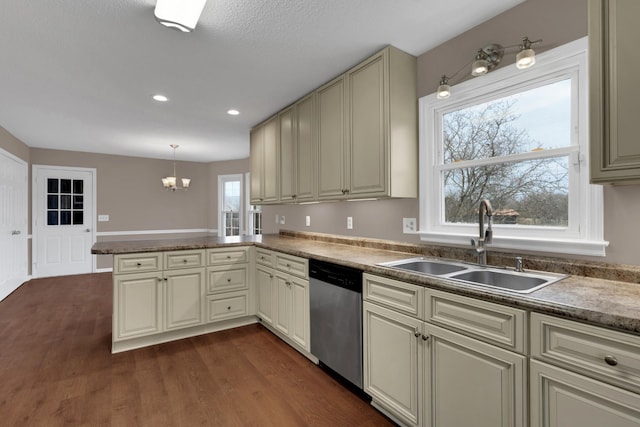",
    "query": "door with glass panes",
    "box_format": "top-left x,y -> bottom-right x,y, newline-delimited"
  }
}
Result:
33,166 -> 95,277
